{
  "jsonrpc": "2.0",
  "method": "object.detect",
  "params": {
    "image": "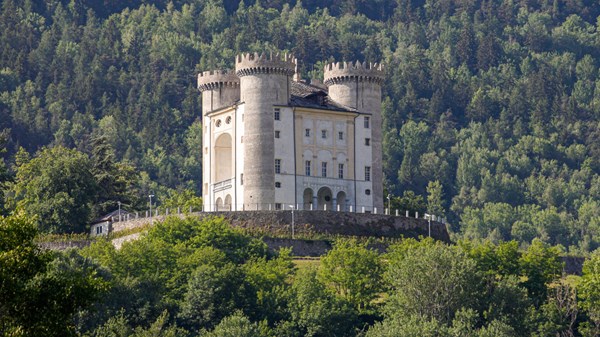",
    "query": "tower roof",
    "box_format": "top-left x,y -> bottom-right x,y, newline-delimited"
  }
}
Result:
290,81 -> 356,112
